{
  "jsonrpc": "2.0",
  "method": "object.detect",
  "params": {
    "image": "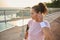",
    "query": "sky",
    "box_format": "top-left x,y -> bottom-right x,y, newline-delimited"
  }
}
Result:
0,0 -> 52,8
